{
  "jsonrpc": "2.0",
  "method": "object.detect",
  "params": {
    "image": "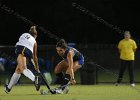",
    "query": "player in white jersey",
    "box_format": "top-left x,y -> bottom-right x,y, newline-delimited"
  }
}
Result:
16,33 -> 36,53
4,26 -> 40,93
